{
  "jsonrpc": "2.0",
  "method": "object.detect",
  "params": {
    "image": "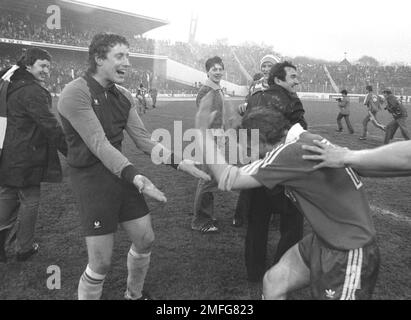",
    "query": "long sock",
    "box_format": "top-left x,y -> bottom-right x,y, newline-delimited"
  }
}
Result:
78,265 -> 106,300
125,249 -> 151,300
0,229 -> 7,257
